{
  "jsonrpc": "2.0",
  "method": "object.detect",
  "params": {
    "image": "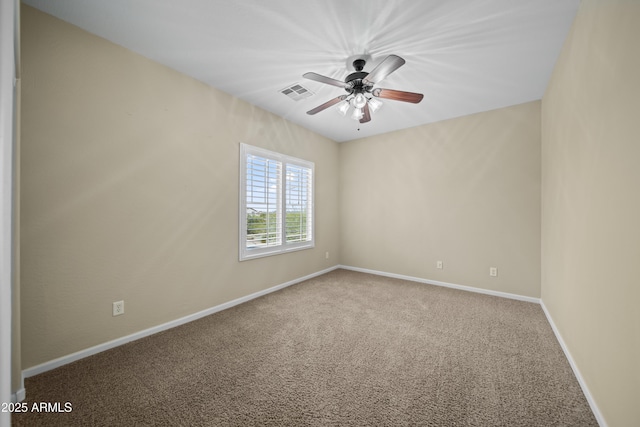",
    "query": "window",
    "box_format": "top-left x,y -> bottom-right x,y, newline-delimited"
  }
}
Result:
239,143 -> 314,261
